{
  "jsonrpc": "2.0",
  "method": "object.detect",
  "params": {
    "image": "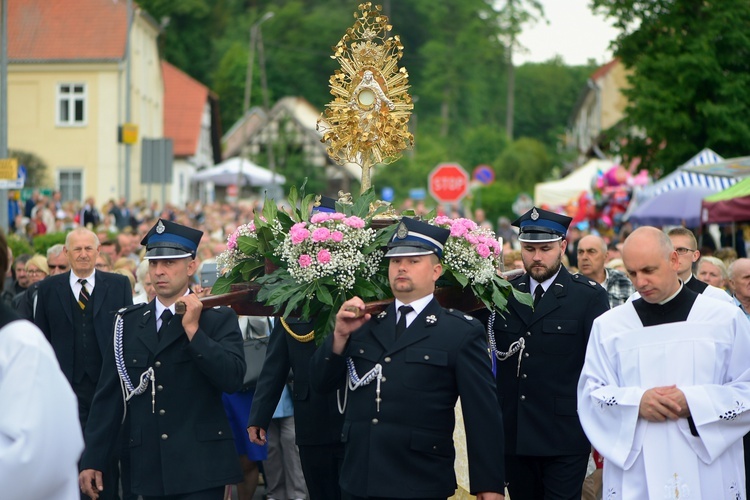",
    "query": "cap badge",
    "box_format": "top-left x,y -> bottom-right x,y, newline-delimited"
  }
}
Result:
396,221 -> 409,239
156,220 -> 166,234
530,208 -> 539,221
